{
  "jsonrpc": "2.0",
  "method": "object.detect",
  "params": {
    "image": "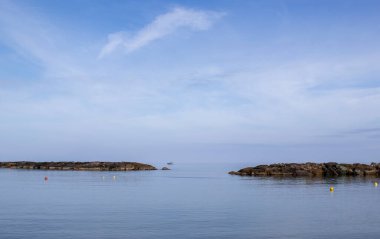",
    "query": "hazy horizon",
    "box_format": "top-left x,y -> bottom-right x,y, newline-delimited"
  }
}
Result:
1,0 -> 380,164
